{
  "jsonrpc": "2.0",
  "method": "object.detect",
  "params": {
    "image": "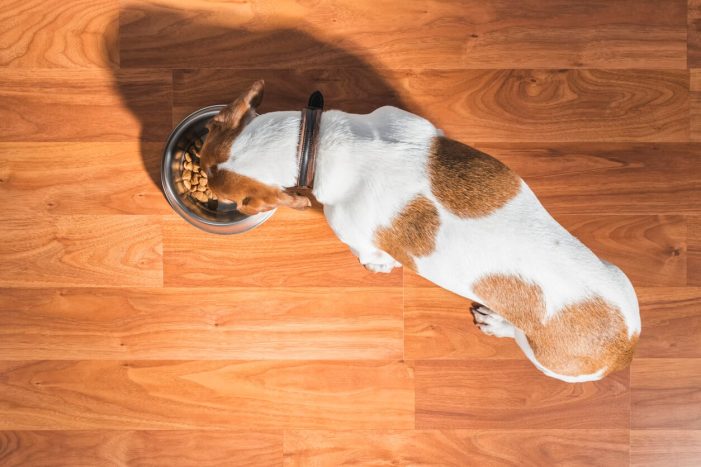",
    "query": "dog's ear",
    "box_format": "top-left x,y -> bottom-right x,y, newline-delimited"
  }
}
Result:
242,79 -> 265,109
210,80 -> 265,128
236,190 -> 311,216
